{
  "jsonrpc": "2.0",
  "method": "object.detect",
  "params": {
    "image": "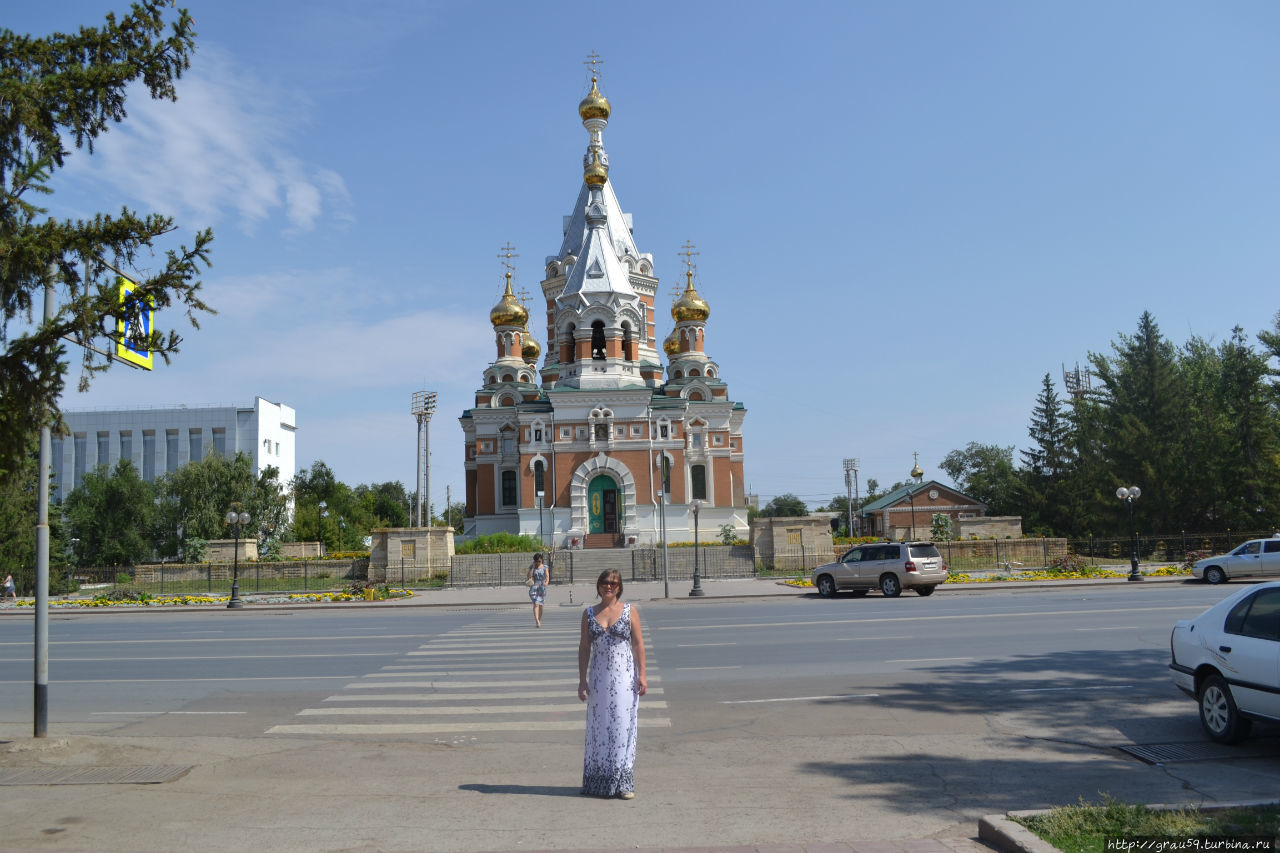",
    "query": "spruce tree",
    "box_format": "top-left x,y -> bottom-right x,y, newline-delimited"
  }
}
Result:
0,2 -> 214,484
